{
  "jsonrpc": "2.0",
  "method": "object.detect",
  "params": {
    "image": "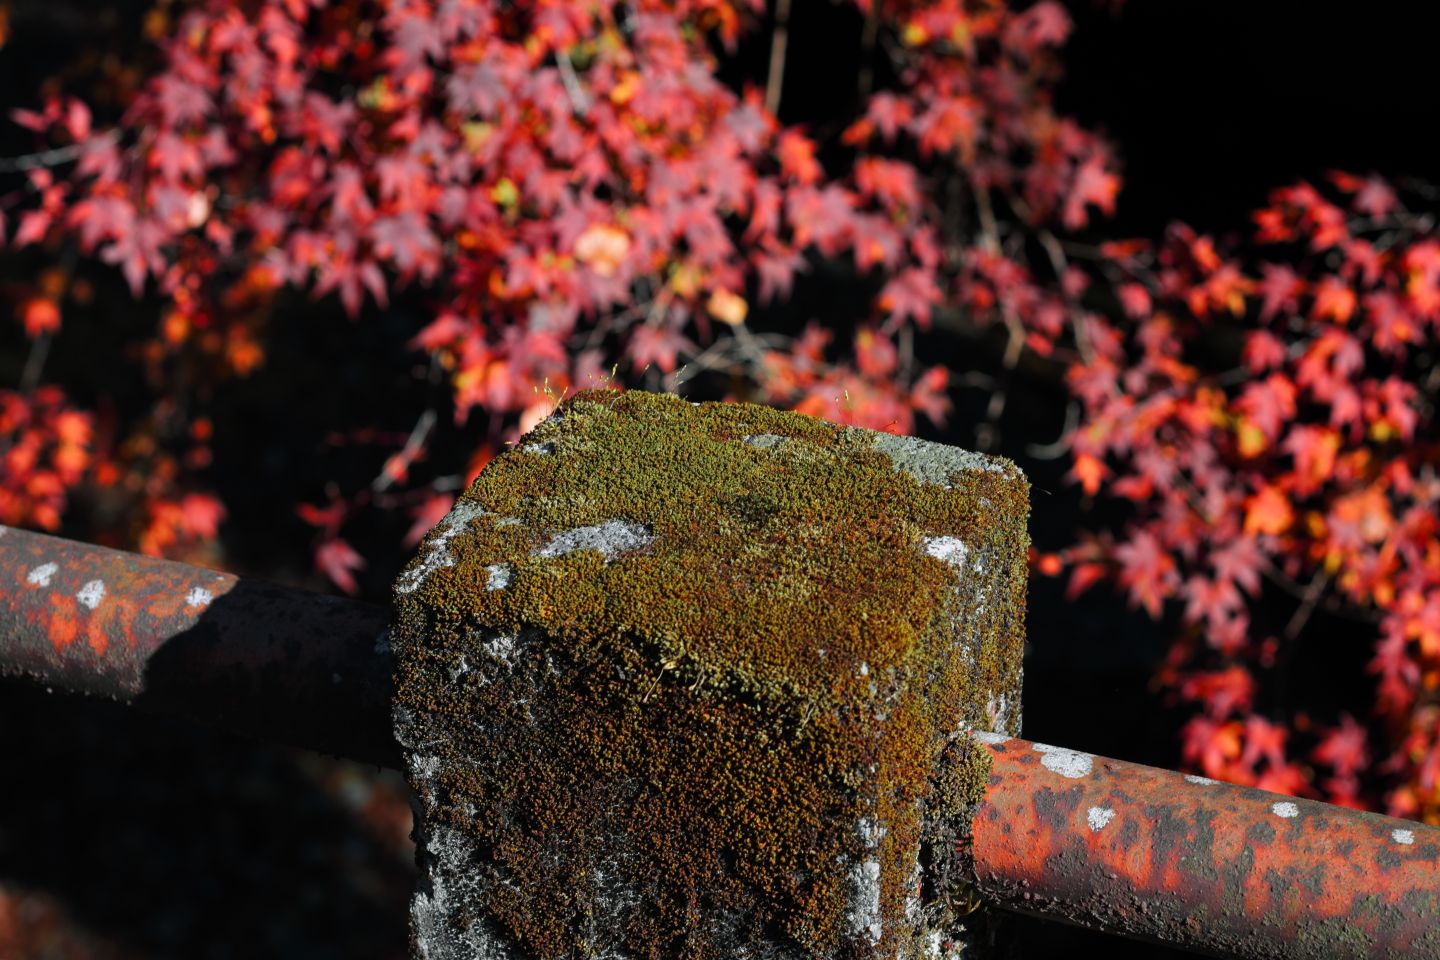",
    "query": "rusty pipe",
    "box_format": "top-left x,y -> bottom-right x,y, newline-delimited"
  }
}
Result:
2,526 -> 1438,957
966,732 -> 1440,959
0,524 -> 399,768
